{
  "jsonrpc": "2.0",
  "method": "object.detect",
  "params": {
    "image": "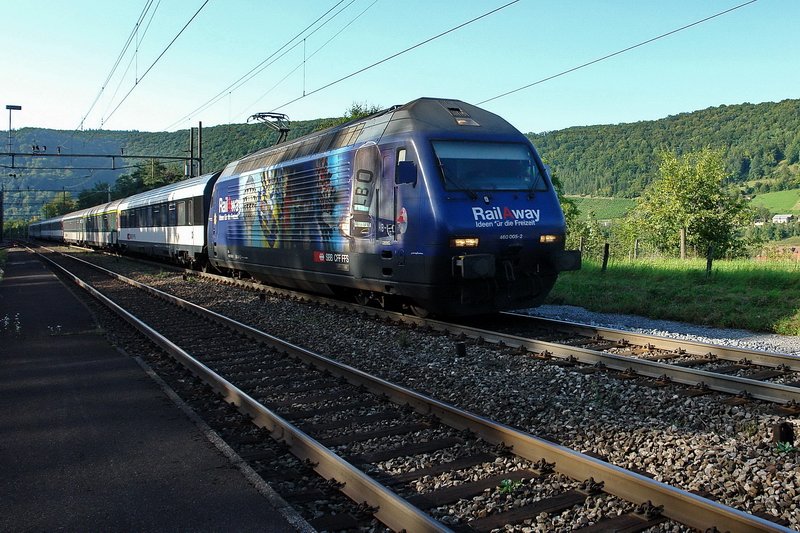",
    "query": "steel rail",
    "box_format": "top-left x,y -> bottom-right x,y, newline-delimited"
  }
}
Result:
507,312 -> 800,371
41,245 -> 800,405
408,315 -> 800,406
32,248 -> 449,533
36,247 -> 793,533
